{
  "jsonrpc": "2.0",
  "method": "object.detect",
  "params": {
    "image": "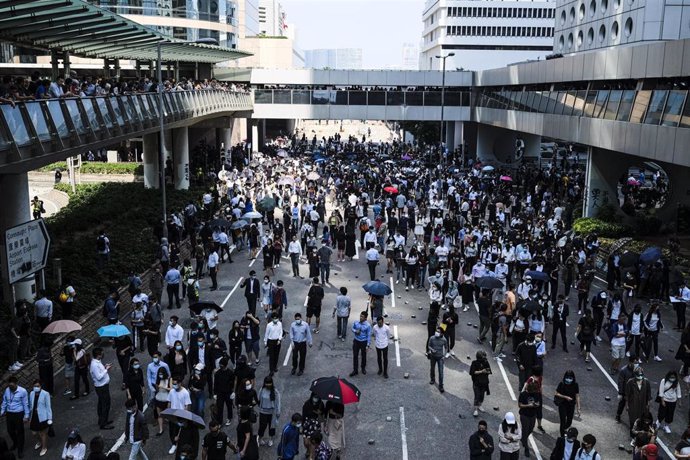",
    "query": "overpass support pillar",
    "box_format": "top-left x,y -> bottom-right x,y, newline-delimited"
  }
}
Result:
142,133 -> 160,189
251,120 -> 259,154
583,148 -> 616,218
0,173 -> 36,307
219,126 -> 233,151
476,125 -> 540,164
172,127 -> 190,190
